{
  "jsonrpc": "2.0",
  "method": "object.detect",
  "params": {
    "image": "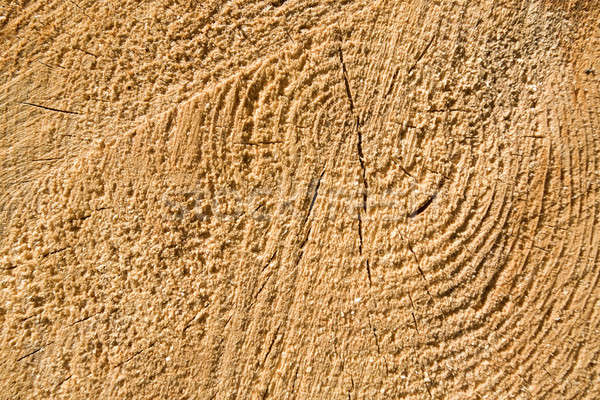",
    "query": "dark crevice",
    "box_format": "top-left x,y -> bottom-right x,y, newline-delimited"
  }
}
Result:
426,108 -> 472,113
423,166 -> 450,181
477,266 -> 502,311
304,168 -> 326,227
411,311 -> 420,334
532,244 -> 549,253
424,378 -> 433,399
42,247 -> 69,258
75,47 -> 98,58
338,47 -> 354,113
17,348 -> 42,362
338,46 -> 370,287
368,315 -> 389,373
408,193 -> 437,218
299,226 -> 312,252
69,206 -> 112,223
17,342 -> 53,362
295,166 -> 325,268
183,307 -> 208,334
37,60 -> 64,70
523,135 -> 546,139
543,366 -> 558,385
254,273 -> 273,300
271,0 -> 288,7
408,34 -> 435,75
20,102 -> 80,115
290,365 -> 300,394
263,323 -> 282,365
70,313 -> 97,326
260,250 -> 278,274
368,317 -> 381,354
67,0 -> 92,20
385,67 -> 399,98
32,157 -> 64,162
356,117 -> 368,213
114,342 -> 155,369
366,259 -> 372,286
406,242 -> 432,300
183,316 -> 196,333
21,314 -> 39,322
237,141 -> 283,146
357,210 -> 363,255
395,160 -> 416,180
408,291 -> 420,334
294,225 -> 312,270
55,375 -> 72,390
